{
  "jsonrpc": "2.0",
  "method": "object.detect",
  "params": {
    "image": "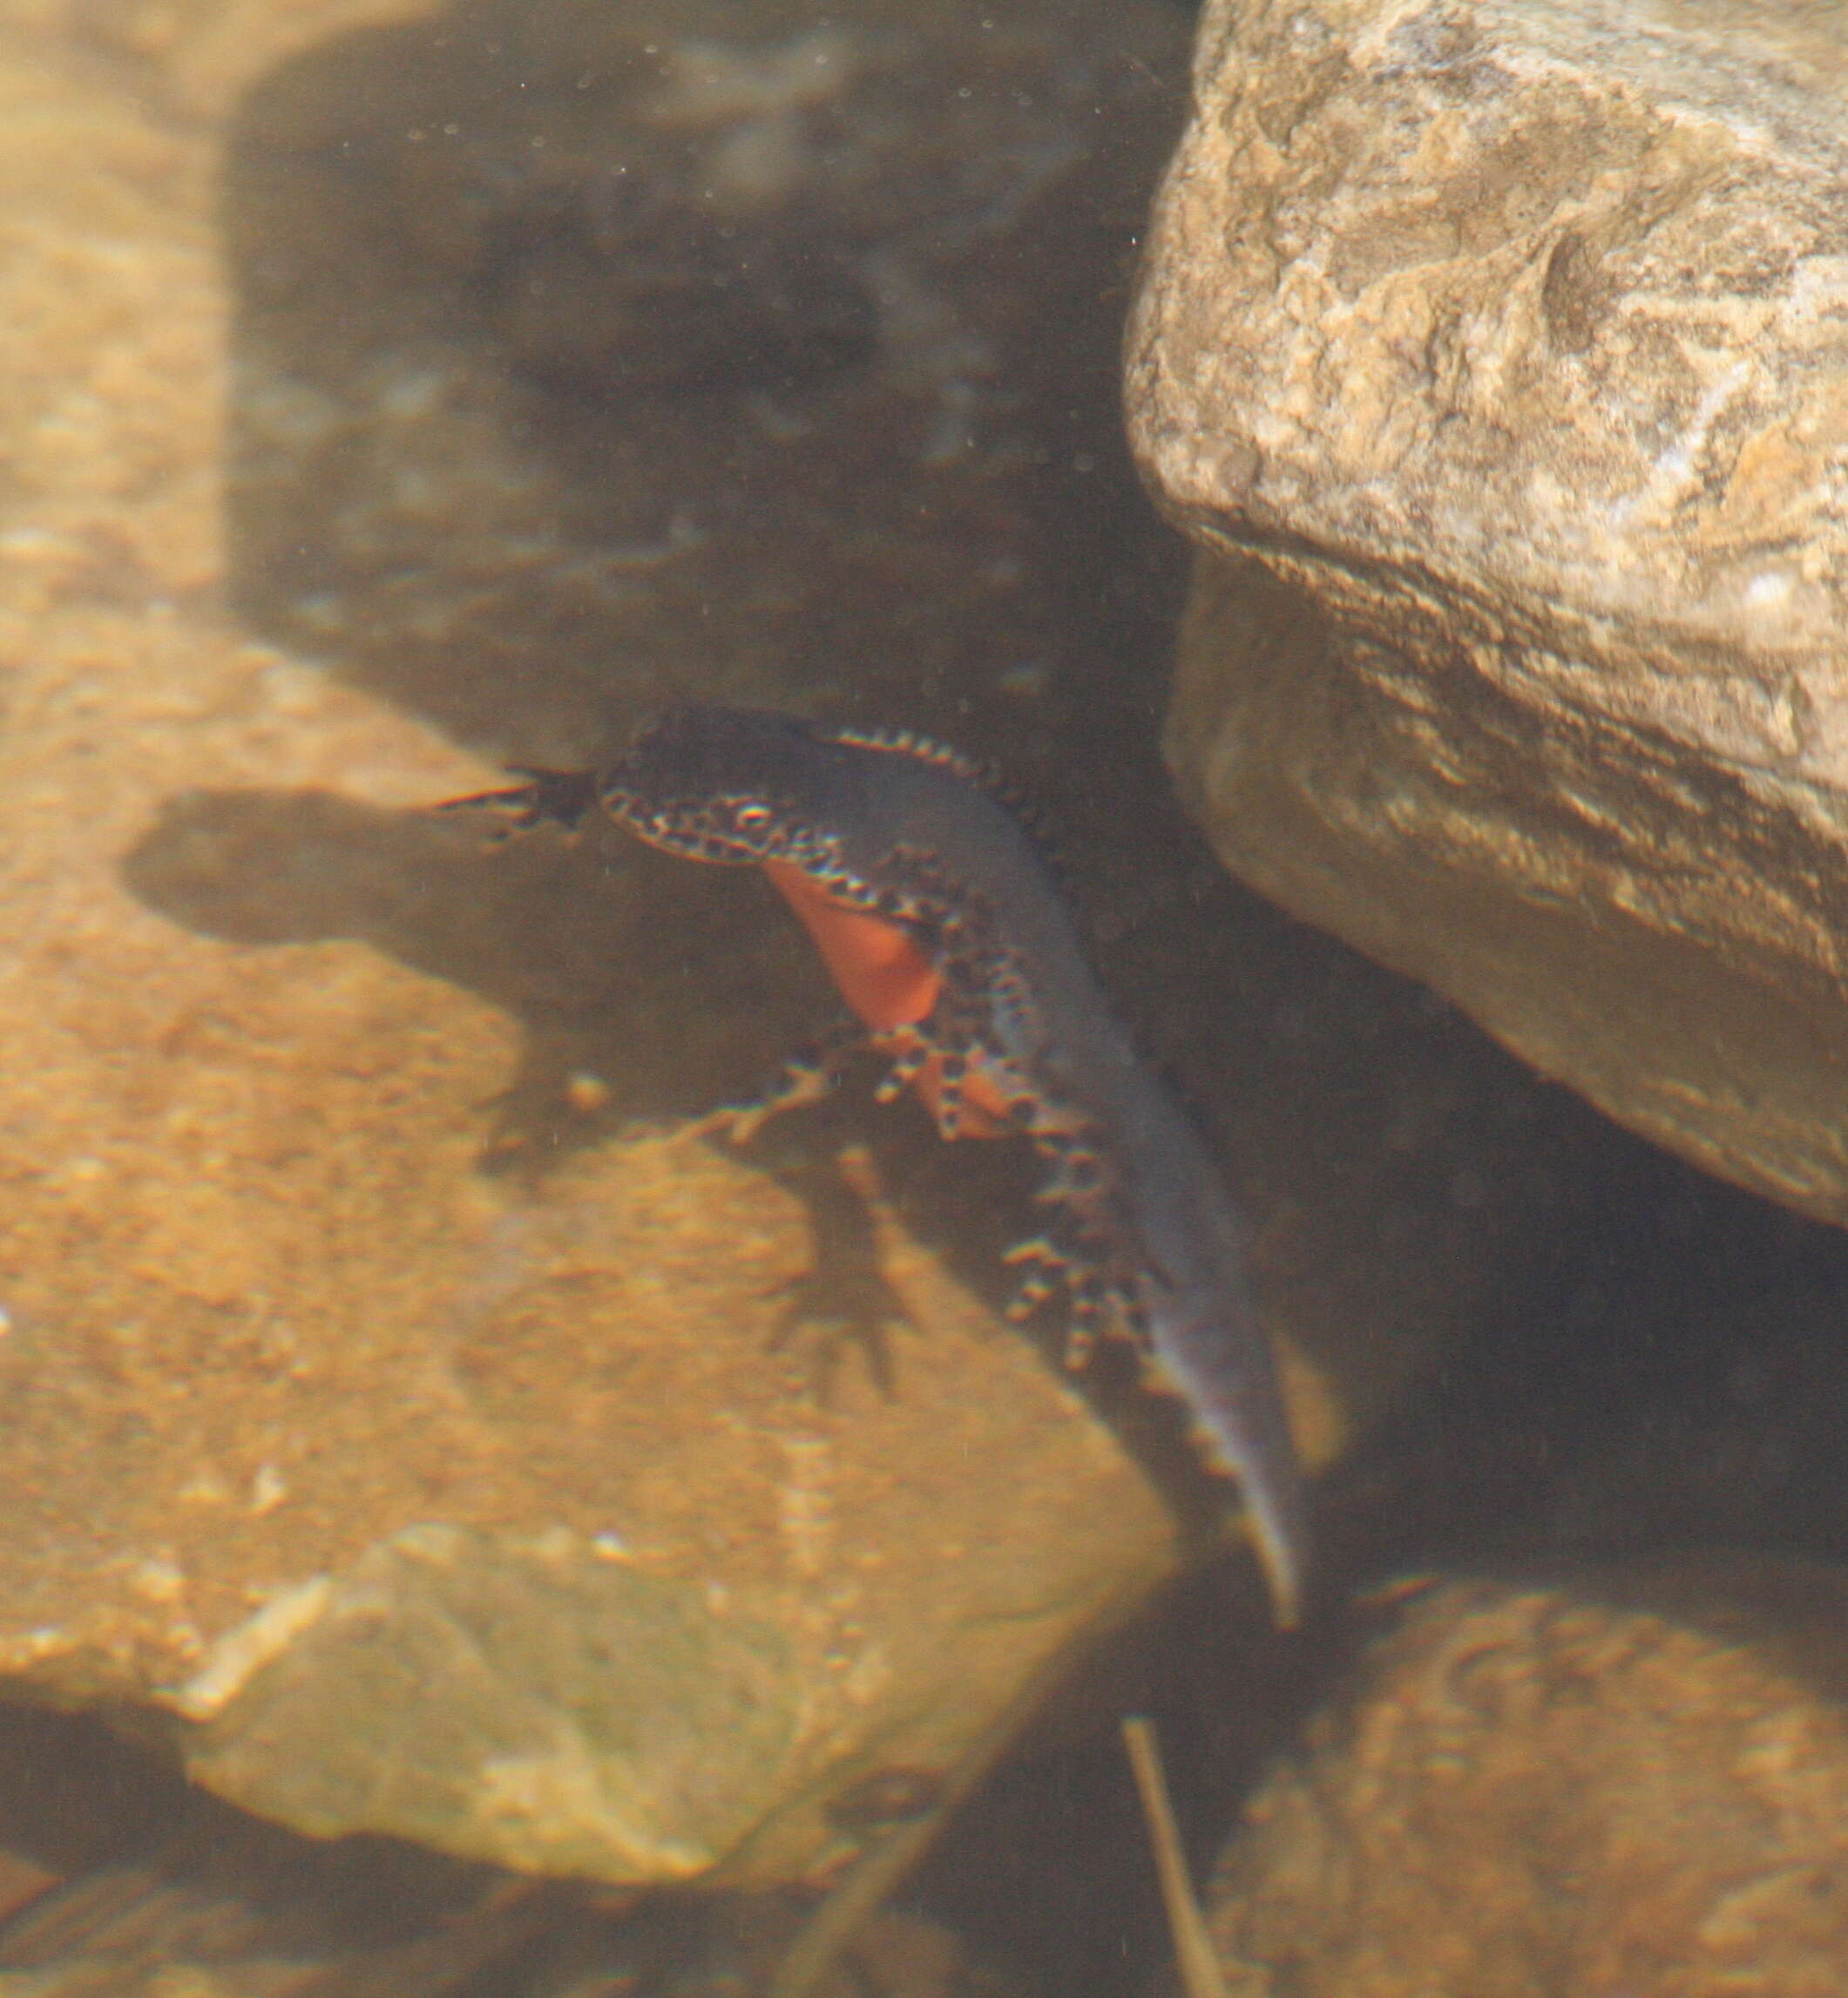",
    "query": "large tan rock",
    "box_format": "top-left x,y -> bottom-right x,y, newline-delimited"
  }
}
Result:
1127,0 -> 1848,1221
